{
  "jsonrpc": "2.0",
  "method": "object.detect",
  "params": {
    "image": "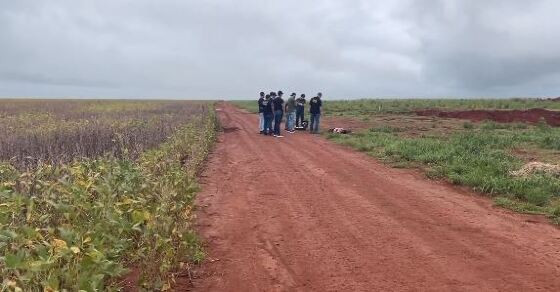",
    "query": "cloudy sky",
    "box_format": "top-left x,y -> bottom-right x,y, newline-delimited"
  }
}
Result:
1,0 -> 560,99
